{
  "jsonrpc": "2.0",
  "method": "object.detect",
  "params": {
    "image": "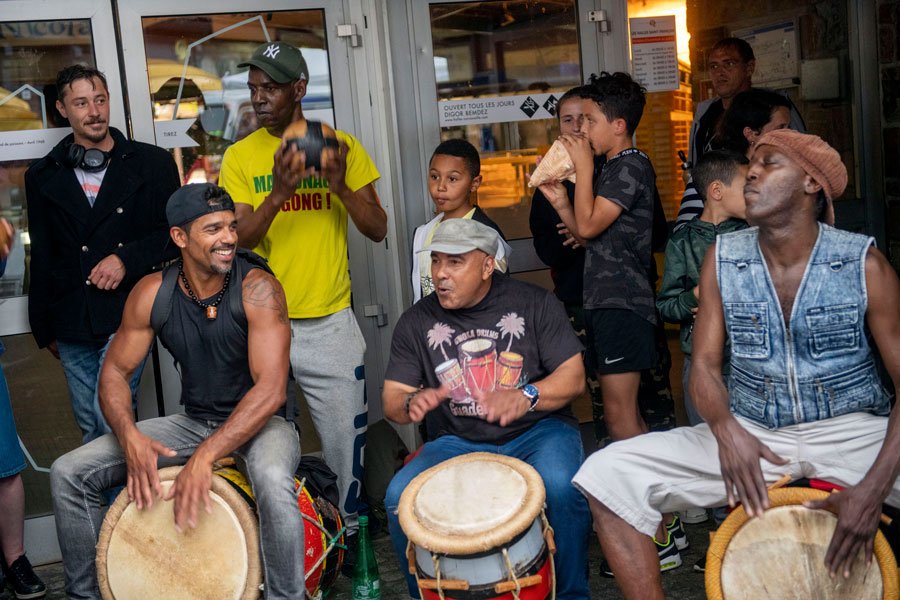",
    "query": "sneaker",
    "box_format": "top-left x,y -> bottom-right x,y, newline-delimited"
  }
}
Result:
598,532 -> 682,578
653,531 -> 683,572
4,554 -> 46,599
679,507 -> 708,524
666,515 -> 689,551
598,558 -> 615,578
694,556 -> 706,573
